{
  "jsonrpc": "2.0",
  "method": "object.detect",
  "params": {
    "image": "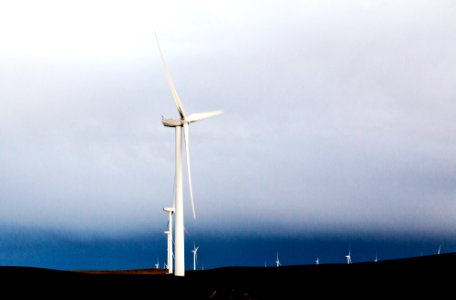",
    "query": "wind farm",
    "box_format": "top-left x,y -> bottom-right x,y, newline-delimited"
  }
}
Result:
1,27 -> 454,297
1,0 -> 456,298
0,27 -> 454,298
